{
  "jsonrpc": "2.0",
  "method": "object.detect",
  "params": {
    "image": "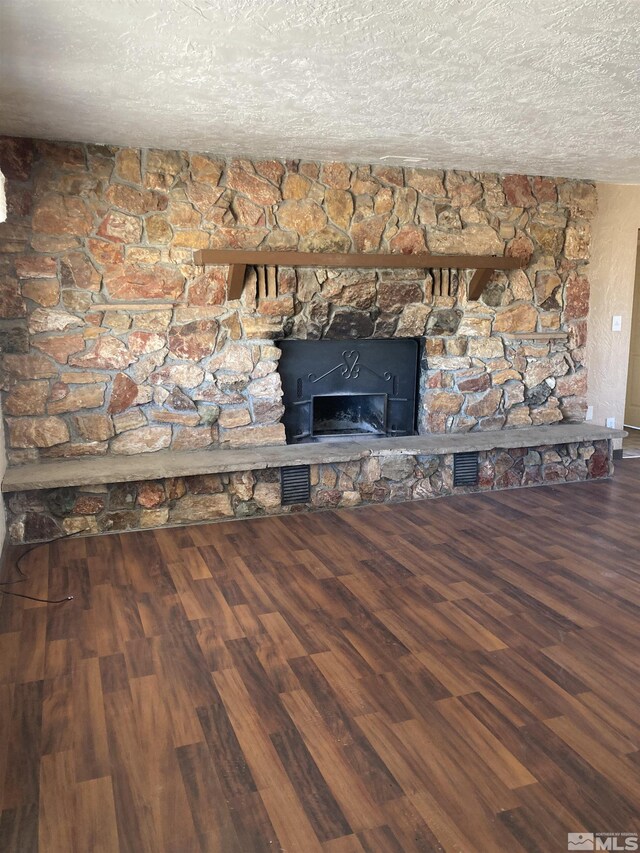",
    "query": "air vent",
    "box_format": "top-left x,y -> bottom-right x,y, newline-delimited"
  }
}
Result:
453,452 -> 479,487
280,465 -> 311,505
